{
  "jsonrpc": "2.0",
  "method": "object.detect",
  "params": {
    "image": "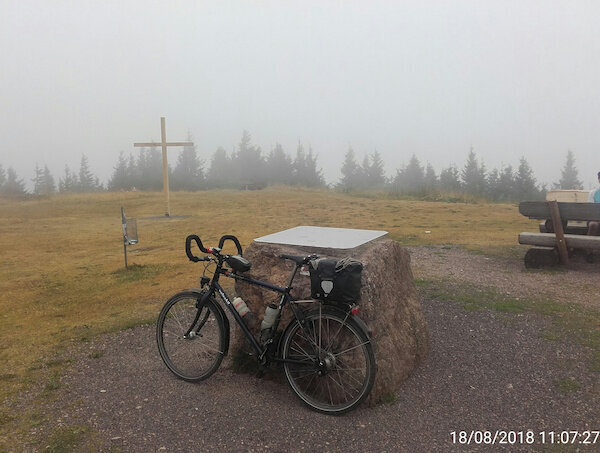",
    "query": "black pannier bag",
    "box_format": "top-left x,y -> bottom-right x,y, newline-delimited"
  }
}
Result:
309,257 -> 363,304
